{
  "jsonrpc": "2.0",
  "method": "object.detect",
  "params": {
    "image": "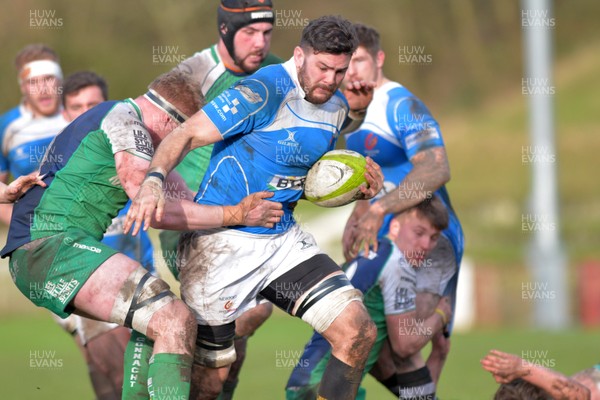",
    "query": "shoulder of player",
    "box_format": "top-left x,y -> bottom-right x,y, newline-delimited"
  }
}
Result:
98,100 -> 149,142
175,46 -> 218,76
0,106 -> 24,136
378,243 -> 413,284
385,86 -> 434,118
232,64 -> 288,103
